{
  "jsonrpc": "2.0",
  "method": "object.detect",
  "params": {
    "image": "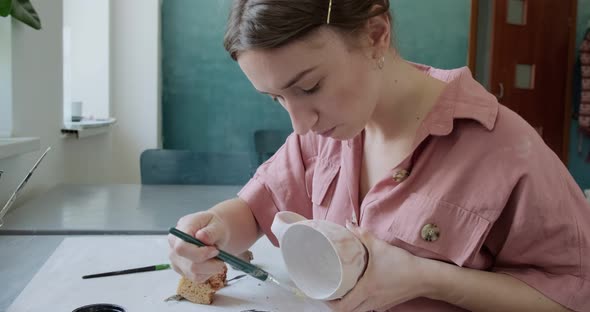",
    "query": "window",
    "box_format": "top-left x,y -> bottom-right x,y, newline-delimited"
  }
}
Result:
506,0 -> 527,26
514,64 -> 535,90
0,17 -> 12,138
63,0 -> 110,126
0,15 -> 41,160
